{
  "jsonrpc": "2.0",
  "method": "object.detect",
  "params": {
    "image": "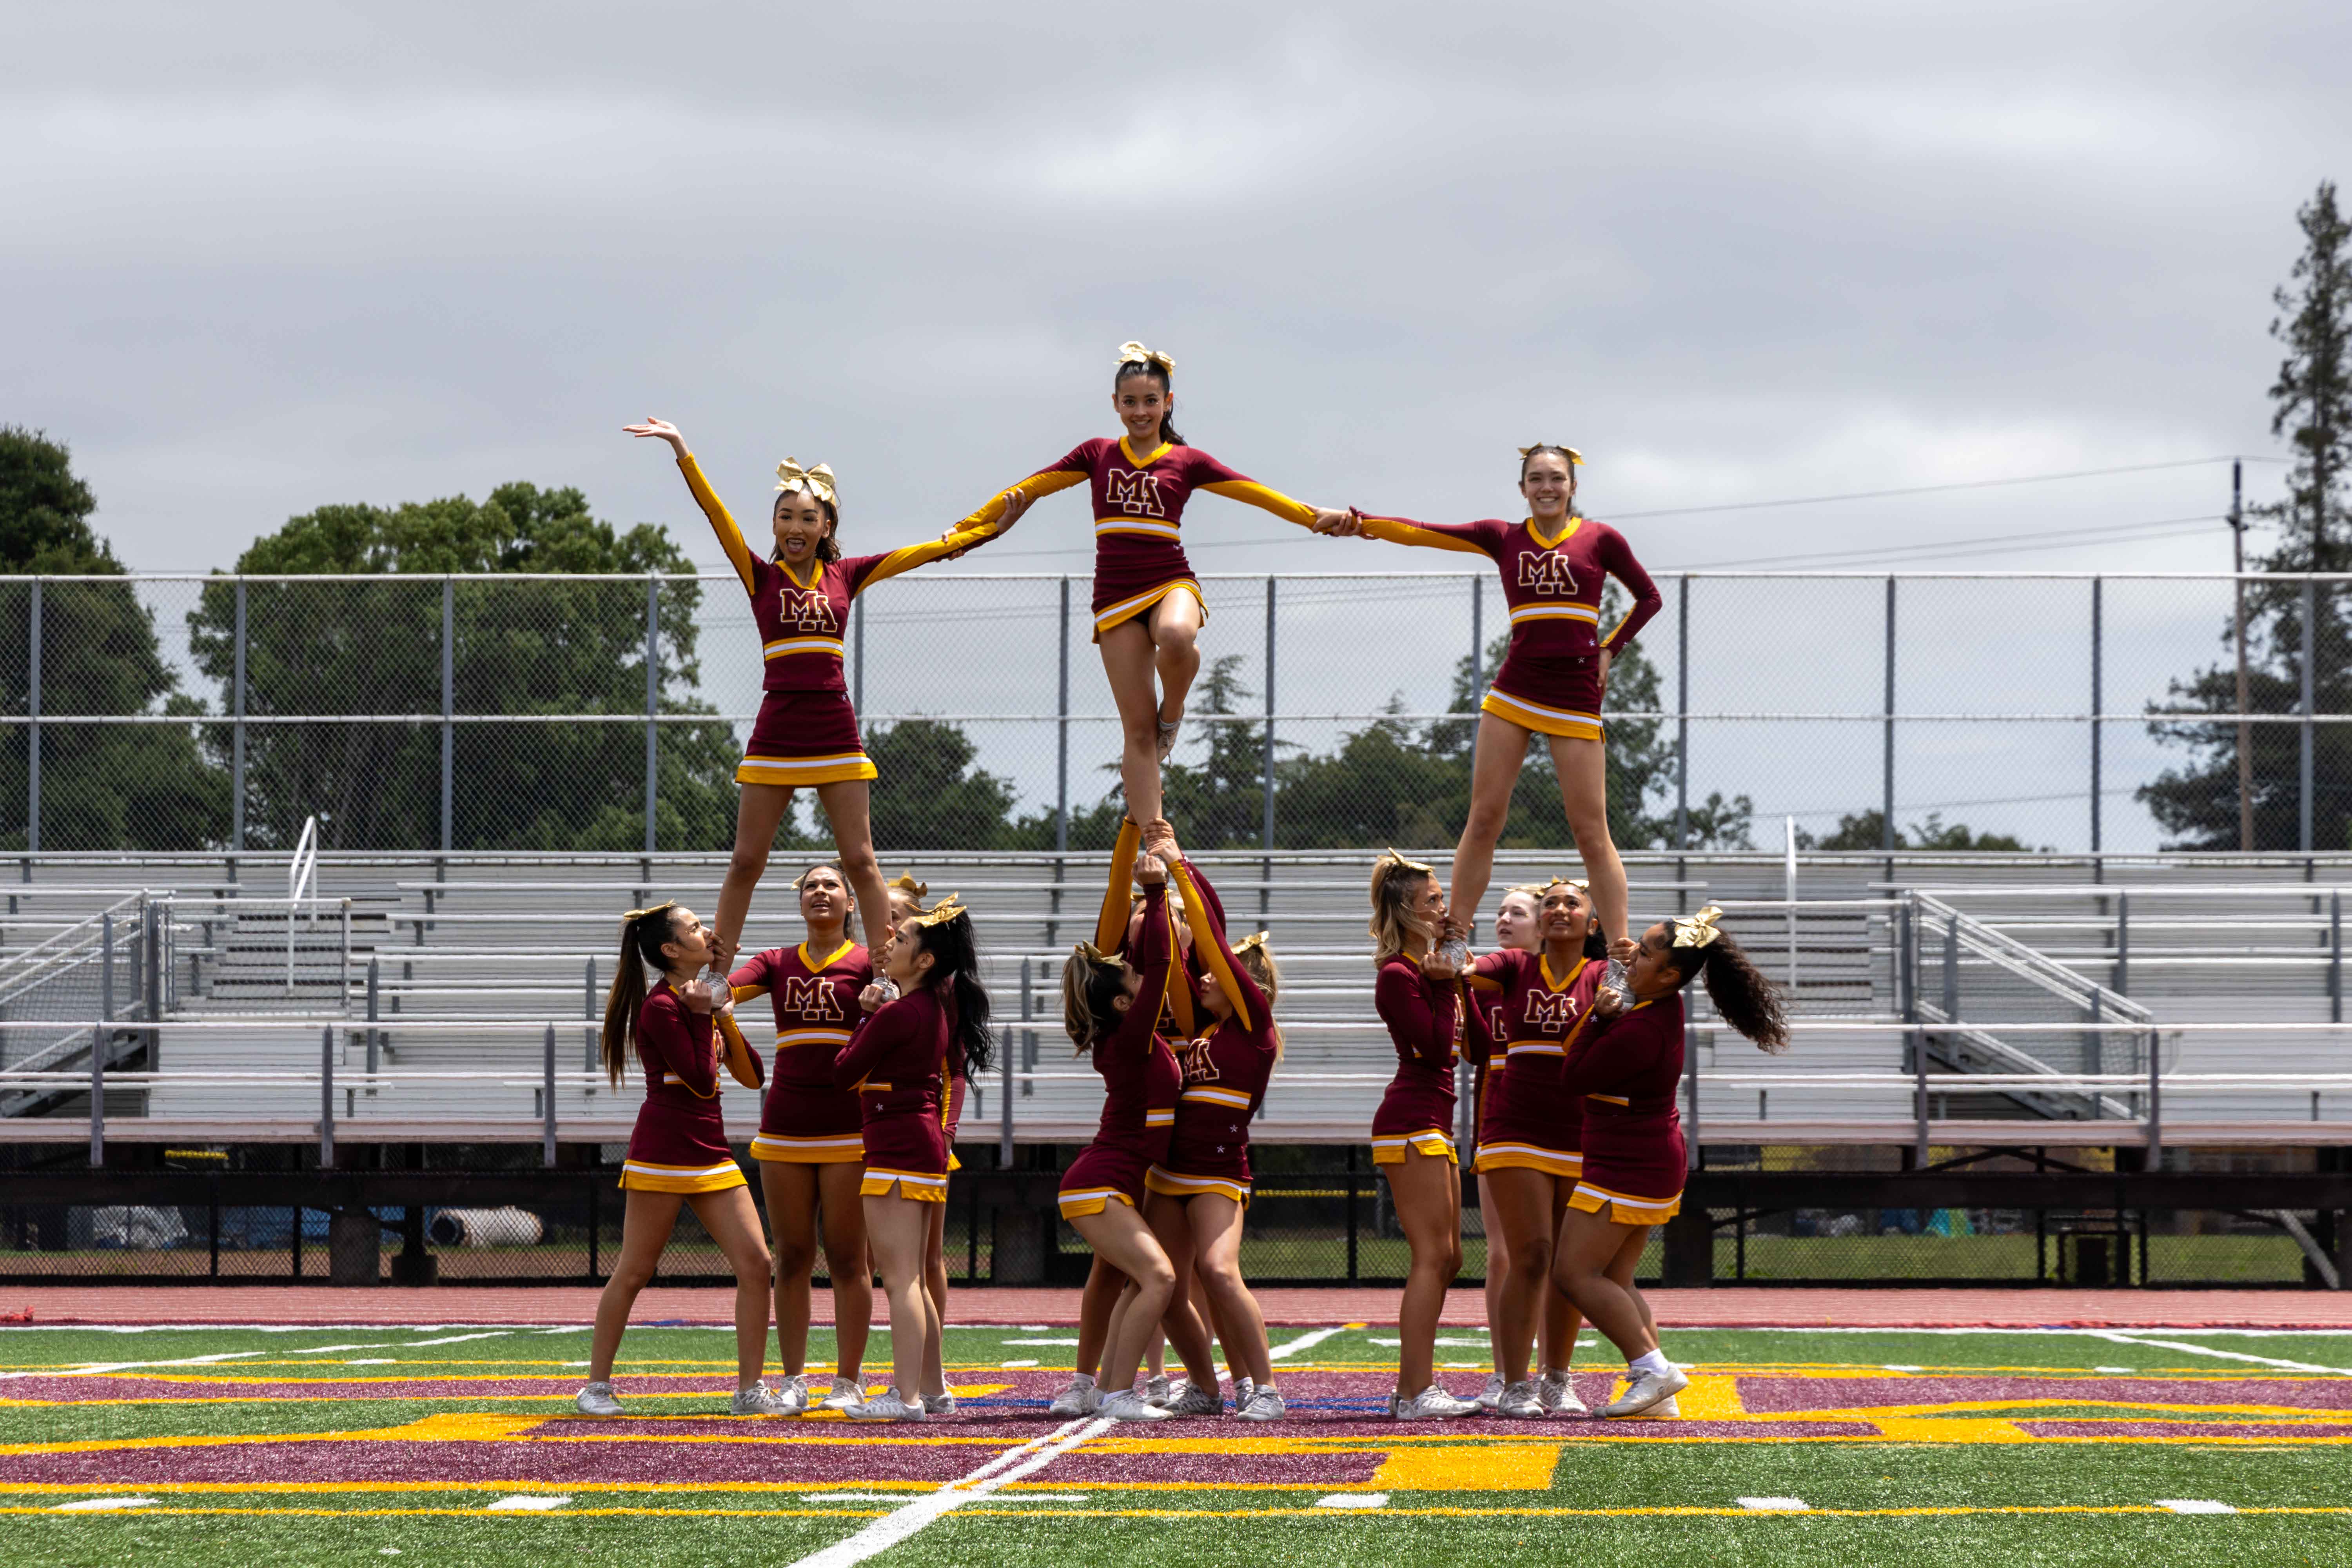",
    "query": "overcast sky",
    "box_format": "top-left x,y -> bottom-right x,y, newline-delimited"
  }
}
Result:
7,0 -> 2344,582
